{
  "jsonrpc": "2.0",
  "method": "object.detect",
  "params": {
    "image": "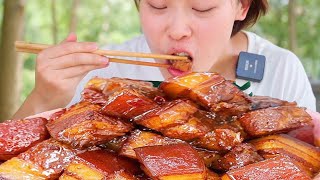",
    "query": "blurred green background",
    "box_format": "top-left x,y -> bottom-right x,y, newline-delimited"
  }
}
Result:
0,0 -> 319,120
